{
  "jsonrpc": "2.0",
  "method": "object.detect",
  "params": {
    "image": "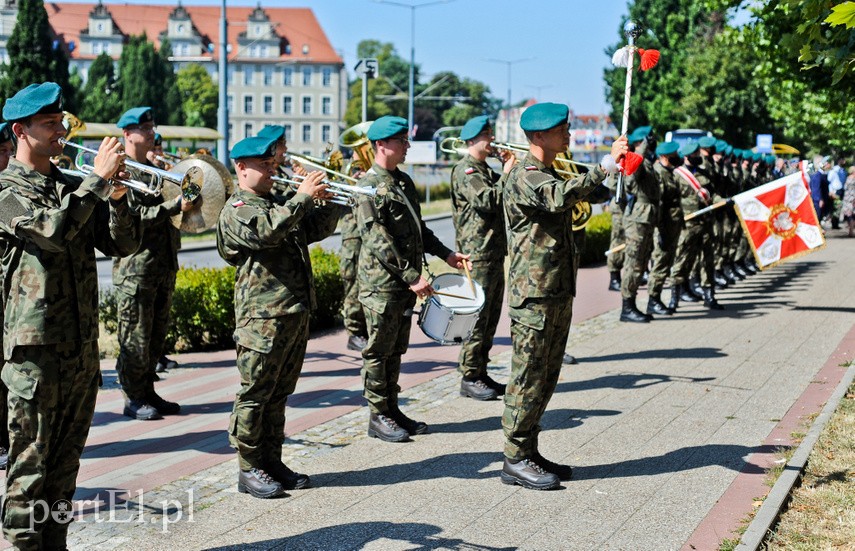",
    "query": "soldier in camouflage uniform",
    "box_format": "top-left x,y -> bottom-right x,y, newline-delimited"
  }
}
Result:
501,103 -> 625,490
0,82 -> 141,550
619,126 -> 660,323
354,116 -> 468,443
646,141 -> 683,314
217,135 -> 337,499
605,185 -> 624,291
339,203 -> 369,351
0,122 -> 15,470
112,107 -> 195,421
450,115 -> 514,401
